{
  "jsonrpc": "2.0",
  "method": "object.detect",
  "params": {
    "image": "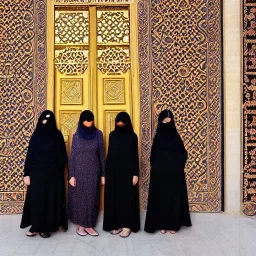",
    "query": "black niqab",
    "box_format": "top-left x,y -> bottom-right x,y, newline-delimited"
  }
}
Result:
114,112 -> 134,133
